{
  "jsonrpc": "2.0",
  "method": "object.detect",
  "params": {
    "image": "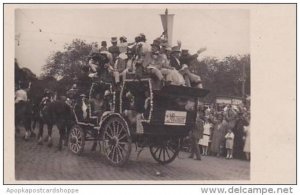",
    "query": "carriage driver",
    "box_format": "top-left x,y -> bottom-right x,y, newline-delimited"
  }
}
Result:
40,89 -> 53,108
